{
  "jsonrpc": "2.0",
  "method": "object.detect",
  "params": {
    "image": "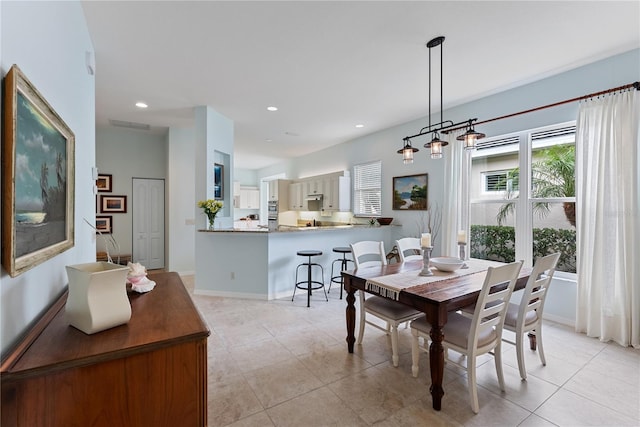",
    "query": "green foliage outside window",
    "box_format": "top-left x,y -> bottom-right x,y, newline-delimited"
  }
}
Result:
470,225 -> 576,273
